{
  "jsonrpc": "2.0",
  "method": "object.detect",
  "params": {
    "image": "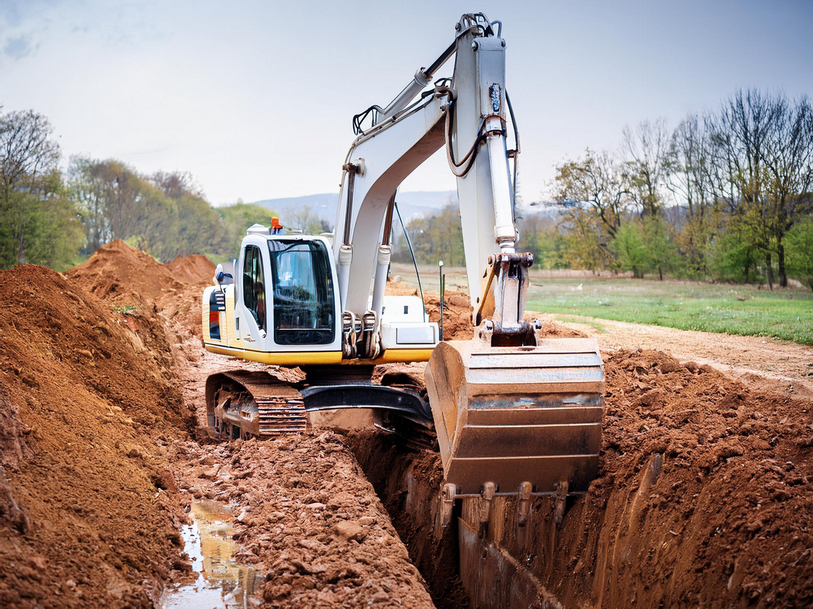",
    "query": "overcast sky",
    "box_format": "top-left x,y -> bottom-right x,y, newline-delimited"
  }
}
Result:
1,0 -> 812,205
